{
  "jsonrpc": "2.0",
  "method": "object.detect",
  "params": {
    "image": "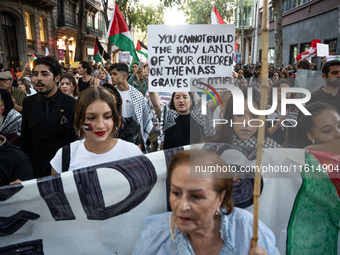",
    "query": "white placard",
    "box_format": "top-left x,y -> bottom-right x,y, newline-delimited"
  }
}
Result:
87,48 -> 94,55
118,51 -> 131,65
147,24 -> 235,92
317,43 -> 329,57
